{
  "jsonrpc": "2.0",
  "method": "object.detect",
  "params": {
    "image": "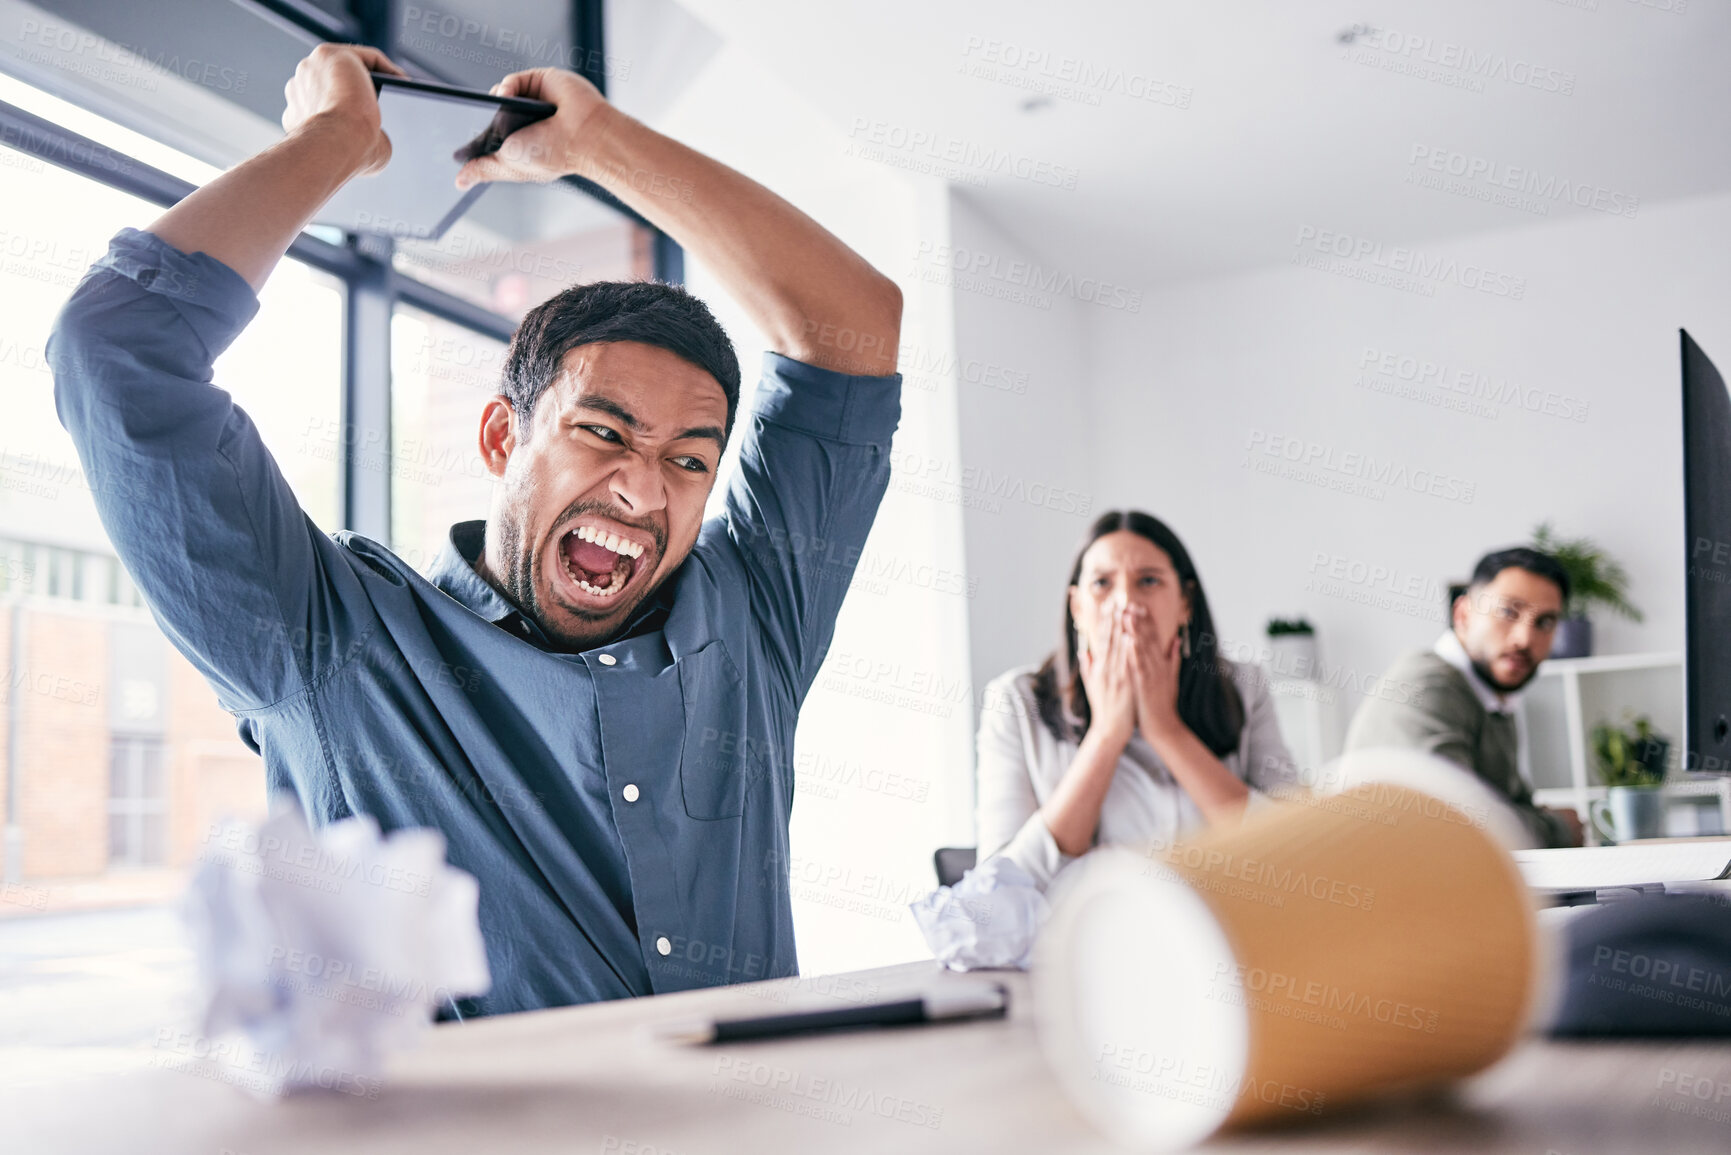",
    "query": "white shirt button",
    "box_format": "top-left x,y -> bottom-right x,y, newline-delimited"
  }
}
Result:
655,936 -> 672,956
597,653 -> 617,666
622,783 -> 640,803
